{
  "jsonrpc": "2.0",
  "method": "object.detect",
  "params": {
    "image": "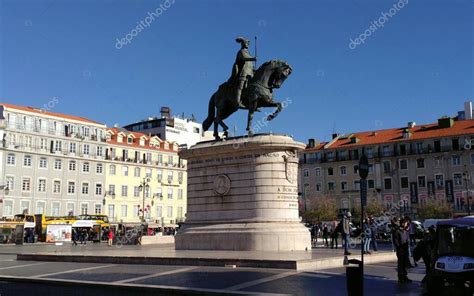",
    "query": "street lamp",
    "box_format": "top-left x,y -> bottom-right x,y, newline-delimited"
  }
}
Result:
463,170 -> 471,216
102,191 -> 116,206
138,177 -> 151,222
